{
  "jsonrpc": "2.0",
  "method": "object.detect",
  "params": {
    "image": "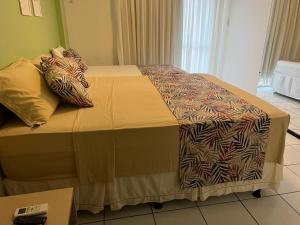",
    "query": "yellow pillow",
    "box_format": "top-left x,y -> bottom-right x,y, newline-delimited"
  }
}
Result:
0,59 -> 59,127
